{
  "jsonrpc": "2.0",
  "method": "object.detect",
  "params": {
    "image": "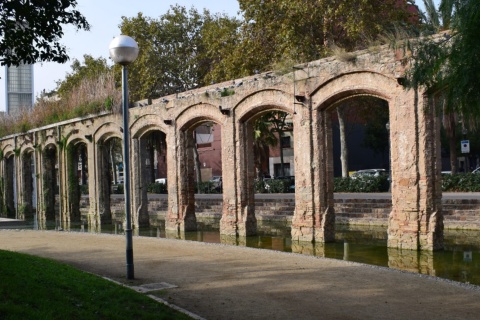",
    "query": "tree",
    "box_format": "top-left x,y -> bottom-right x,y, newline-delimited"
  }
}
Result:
206,0 -> 417,80
120,6 -> 209,102
406,0 -> 480,124
253,112 -> 292,178
56,55 -> 111,98
0,0 -> 89,66
407,0 -> 480,172
419,0 -> 459,173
